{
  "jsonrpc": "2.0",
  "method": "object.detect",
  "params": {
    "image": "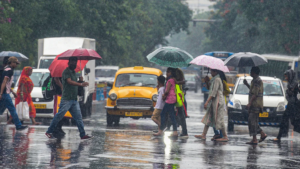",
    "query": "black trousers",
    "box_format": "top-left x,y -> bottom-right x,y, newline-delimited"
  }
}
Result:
277,103 -> 297,139
166,107 -> 188,135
